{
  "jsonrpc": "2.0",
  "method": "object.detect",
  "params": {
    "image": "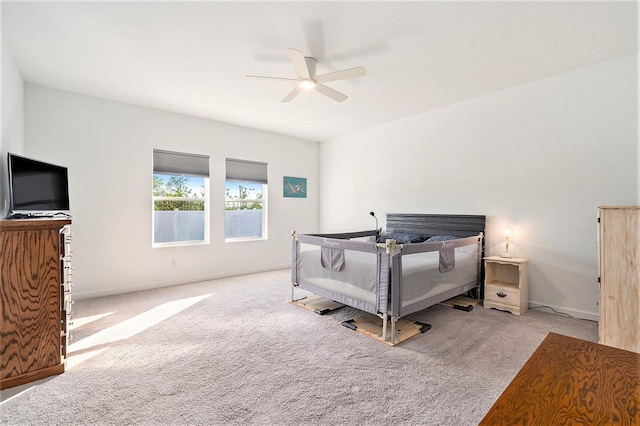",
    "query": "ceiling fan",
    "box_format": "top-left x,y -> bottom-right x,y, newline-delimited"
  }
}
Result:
246,48 -> 366,103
